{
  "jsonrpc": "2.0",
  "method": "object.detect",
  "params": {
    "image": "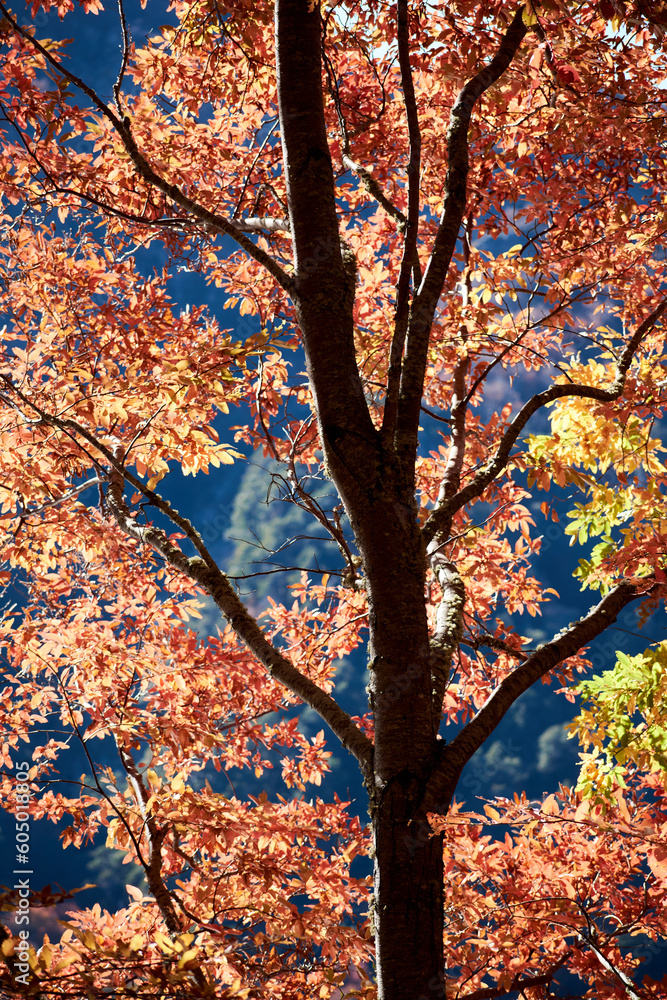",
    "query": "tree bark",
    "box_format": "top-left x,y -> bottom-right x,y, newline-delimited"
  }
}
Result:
364,513 -> 446,996
373,794 -> 446,999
